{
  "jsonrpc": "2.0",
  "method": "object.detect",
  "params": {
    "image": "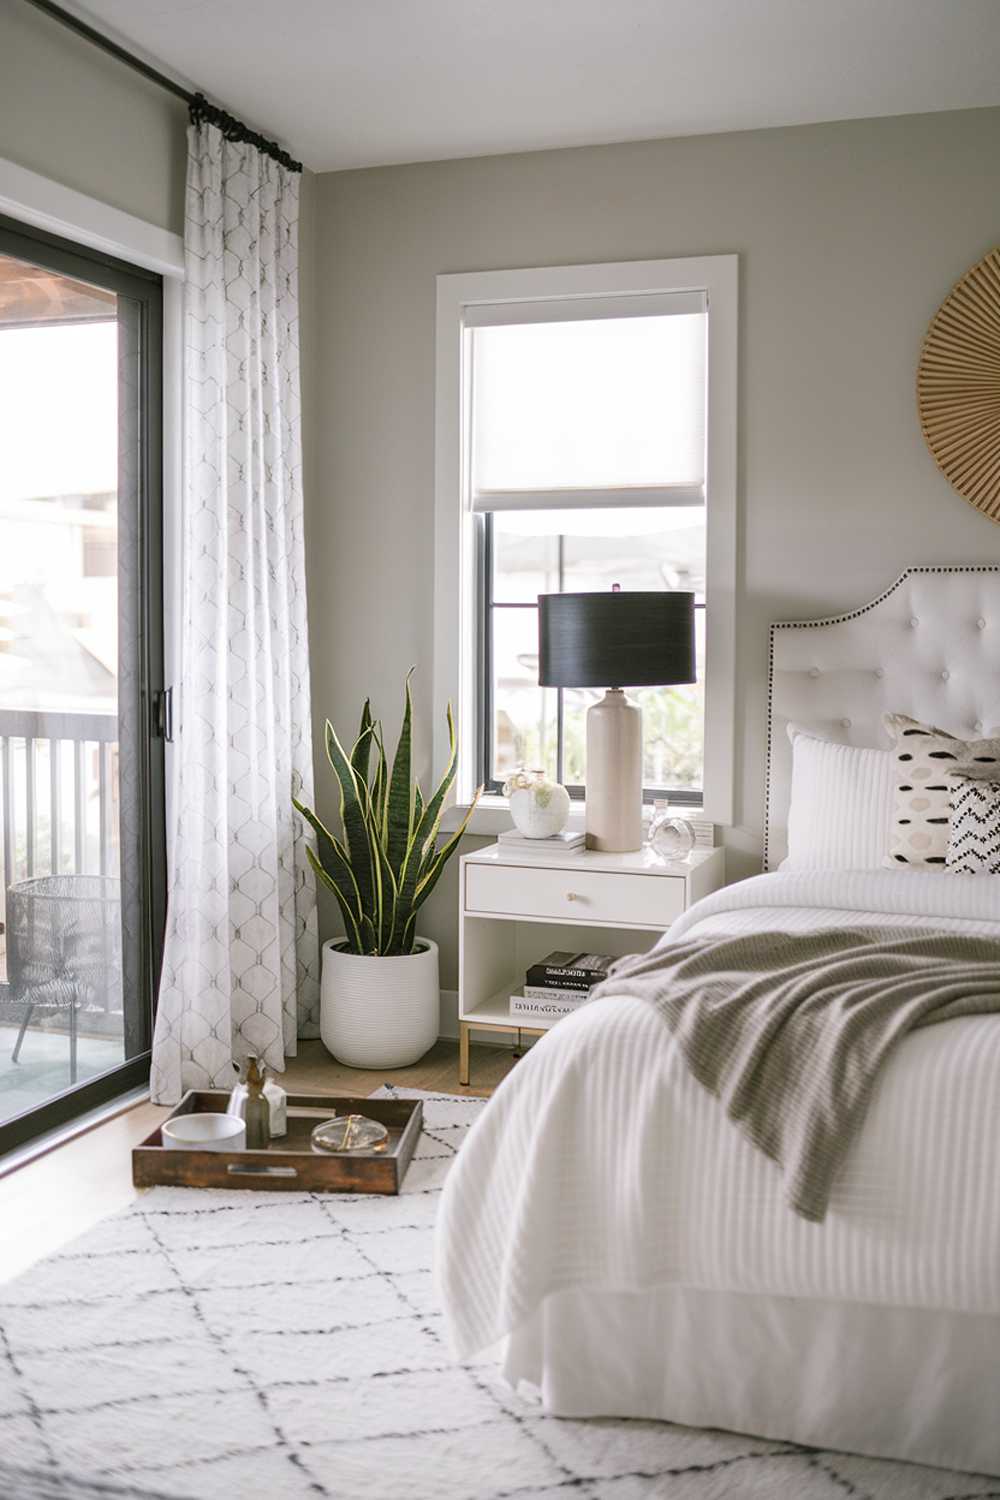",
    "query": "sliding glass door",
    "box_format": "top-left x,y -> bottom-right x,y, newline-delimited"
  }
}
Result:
0,214 -> 165,1154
